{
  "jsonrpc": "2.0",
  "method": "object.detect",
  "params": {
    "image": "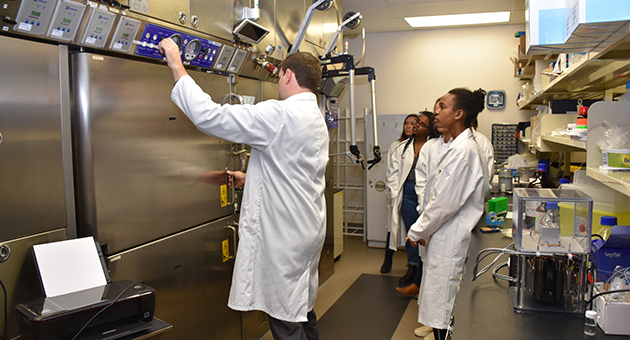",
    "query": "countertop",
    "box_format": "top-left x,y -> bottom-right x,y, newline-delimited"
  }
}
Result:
451,225 -> 627,340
